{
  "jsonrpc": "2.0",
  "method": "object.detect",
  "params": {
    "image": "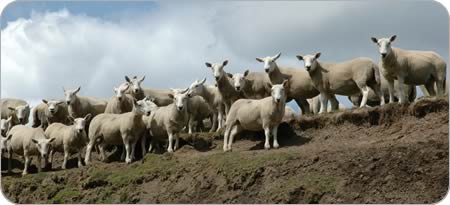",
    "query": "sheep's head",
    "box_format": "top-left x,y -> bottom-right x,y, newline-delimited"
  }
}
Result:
125,75 -> 145,94
371,35 -> 396,58
8,104 -> 30,124
31,137 -> 55,159
43,99 -> 65,116
271,80 -> 288,104
188,78 -> 207,96
231,70 -> 249,92
0,116 -> 12,136
69,114 -> 91,135
114,82 -> 130,101
256,52 -> 281,73
0,134 -> 12,153
170,88 -> 191,112
133,97 -> 157,116
205,60 -> 228,81
63,86 -> 81,105
296,52 -> 321,72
